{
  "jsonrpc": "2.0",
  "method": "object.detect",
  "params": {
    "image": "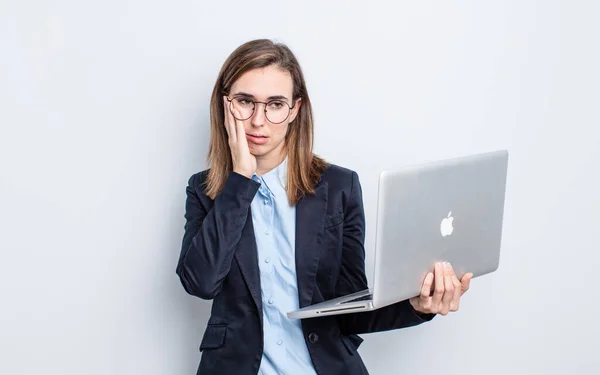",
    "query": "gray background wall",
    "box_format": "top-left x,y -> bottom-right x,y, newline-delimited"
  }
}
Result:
1,1 -> 598,374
